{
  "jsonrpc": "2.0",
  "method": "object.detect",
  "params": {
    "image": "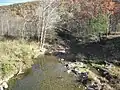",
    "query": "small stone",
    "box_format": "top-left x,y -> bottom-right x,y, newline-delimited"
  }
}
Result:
2,82 -> 8,88
61,58 -> 64,61
67,70 -> 71,74
0,86 -> 3,90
